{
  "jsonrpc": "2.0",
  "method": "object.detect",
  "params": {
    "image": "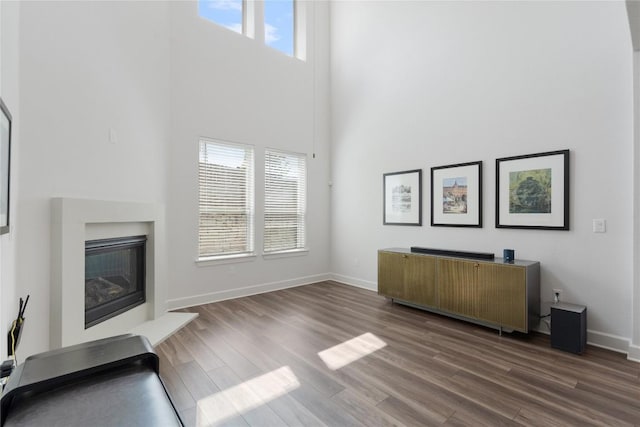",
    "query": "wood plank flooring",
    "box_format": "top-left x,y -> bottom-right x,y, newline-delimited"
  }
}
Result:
156,281 -> 640,426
